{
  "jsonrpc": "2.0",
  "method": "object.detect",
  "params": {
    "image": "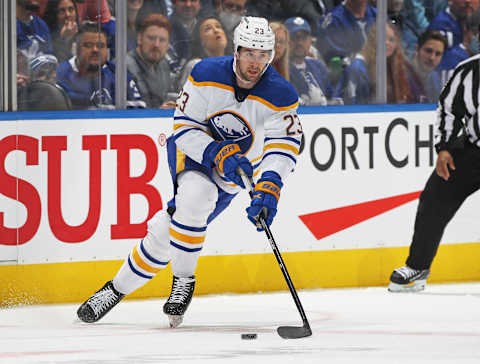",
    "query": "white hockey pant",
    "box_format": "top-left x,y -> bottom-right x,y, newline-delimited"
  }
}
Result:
113,170 -> 217,294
